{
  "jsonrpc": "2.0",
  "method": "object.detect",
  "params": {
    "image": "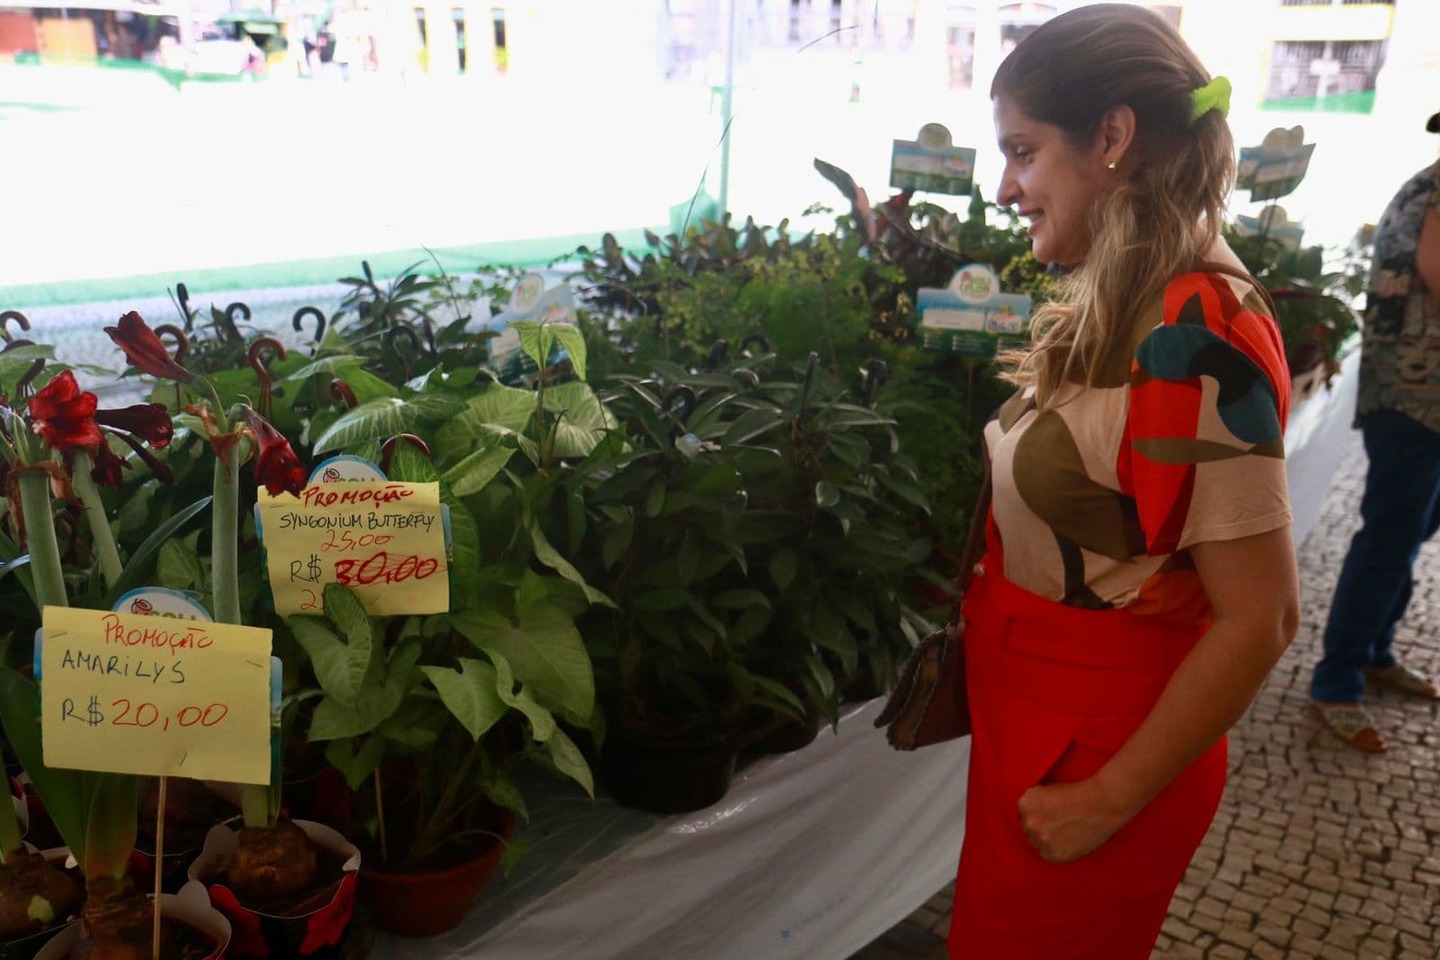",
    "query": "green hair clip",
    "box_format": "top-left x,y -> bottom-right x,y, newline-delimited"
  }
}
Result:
1190,75 -> 1232,125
